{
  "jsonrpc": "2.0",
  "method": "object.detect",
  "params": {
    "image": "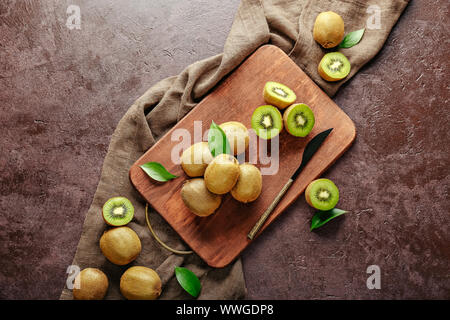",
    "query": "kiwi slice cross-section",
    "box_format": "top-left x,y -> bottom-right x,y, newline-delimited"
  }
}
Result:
305,179 -> 339,211
283,103 -> 315,137
251,105 -> 283,140
318,52 -> 351,82
102,196 -> 134,226
263,81 -> 296,109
